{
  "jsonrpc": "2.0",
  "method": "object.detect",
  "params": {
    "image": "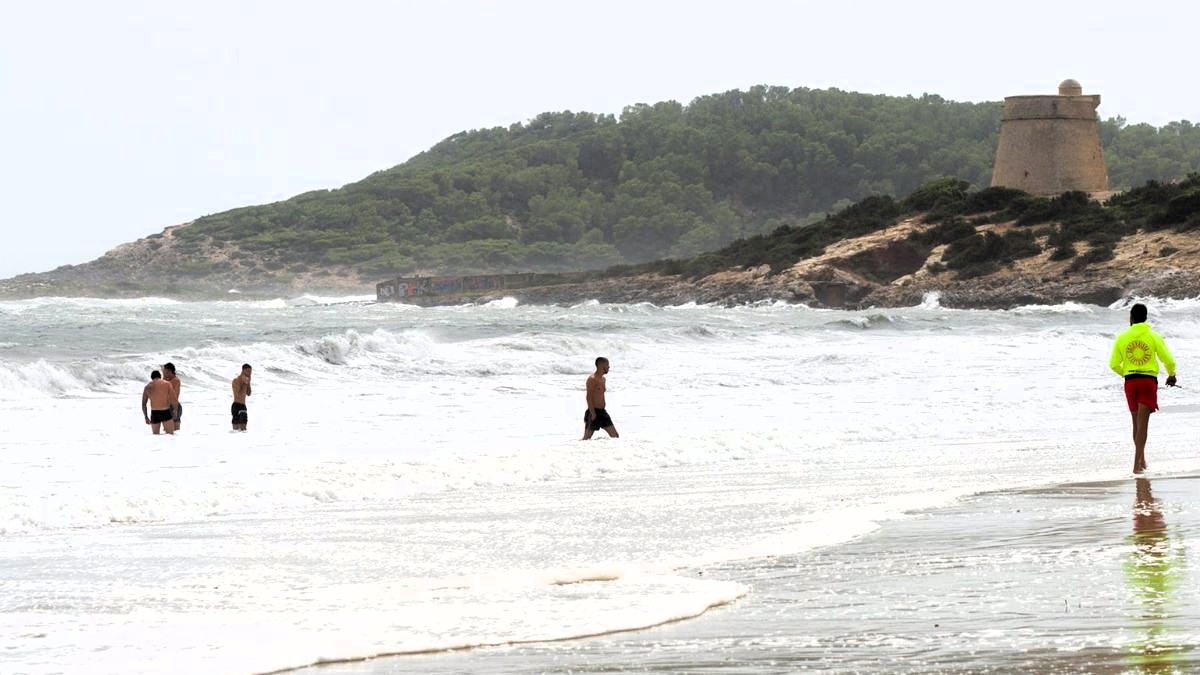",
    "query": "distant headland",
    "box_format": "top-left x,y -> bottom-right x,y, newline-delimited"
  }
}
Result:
3,82 -> 1198,307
